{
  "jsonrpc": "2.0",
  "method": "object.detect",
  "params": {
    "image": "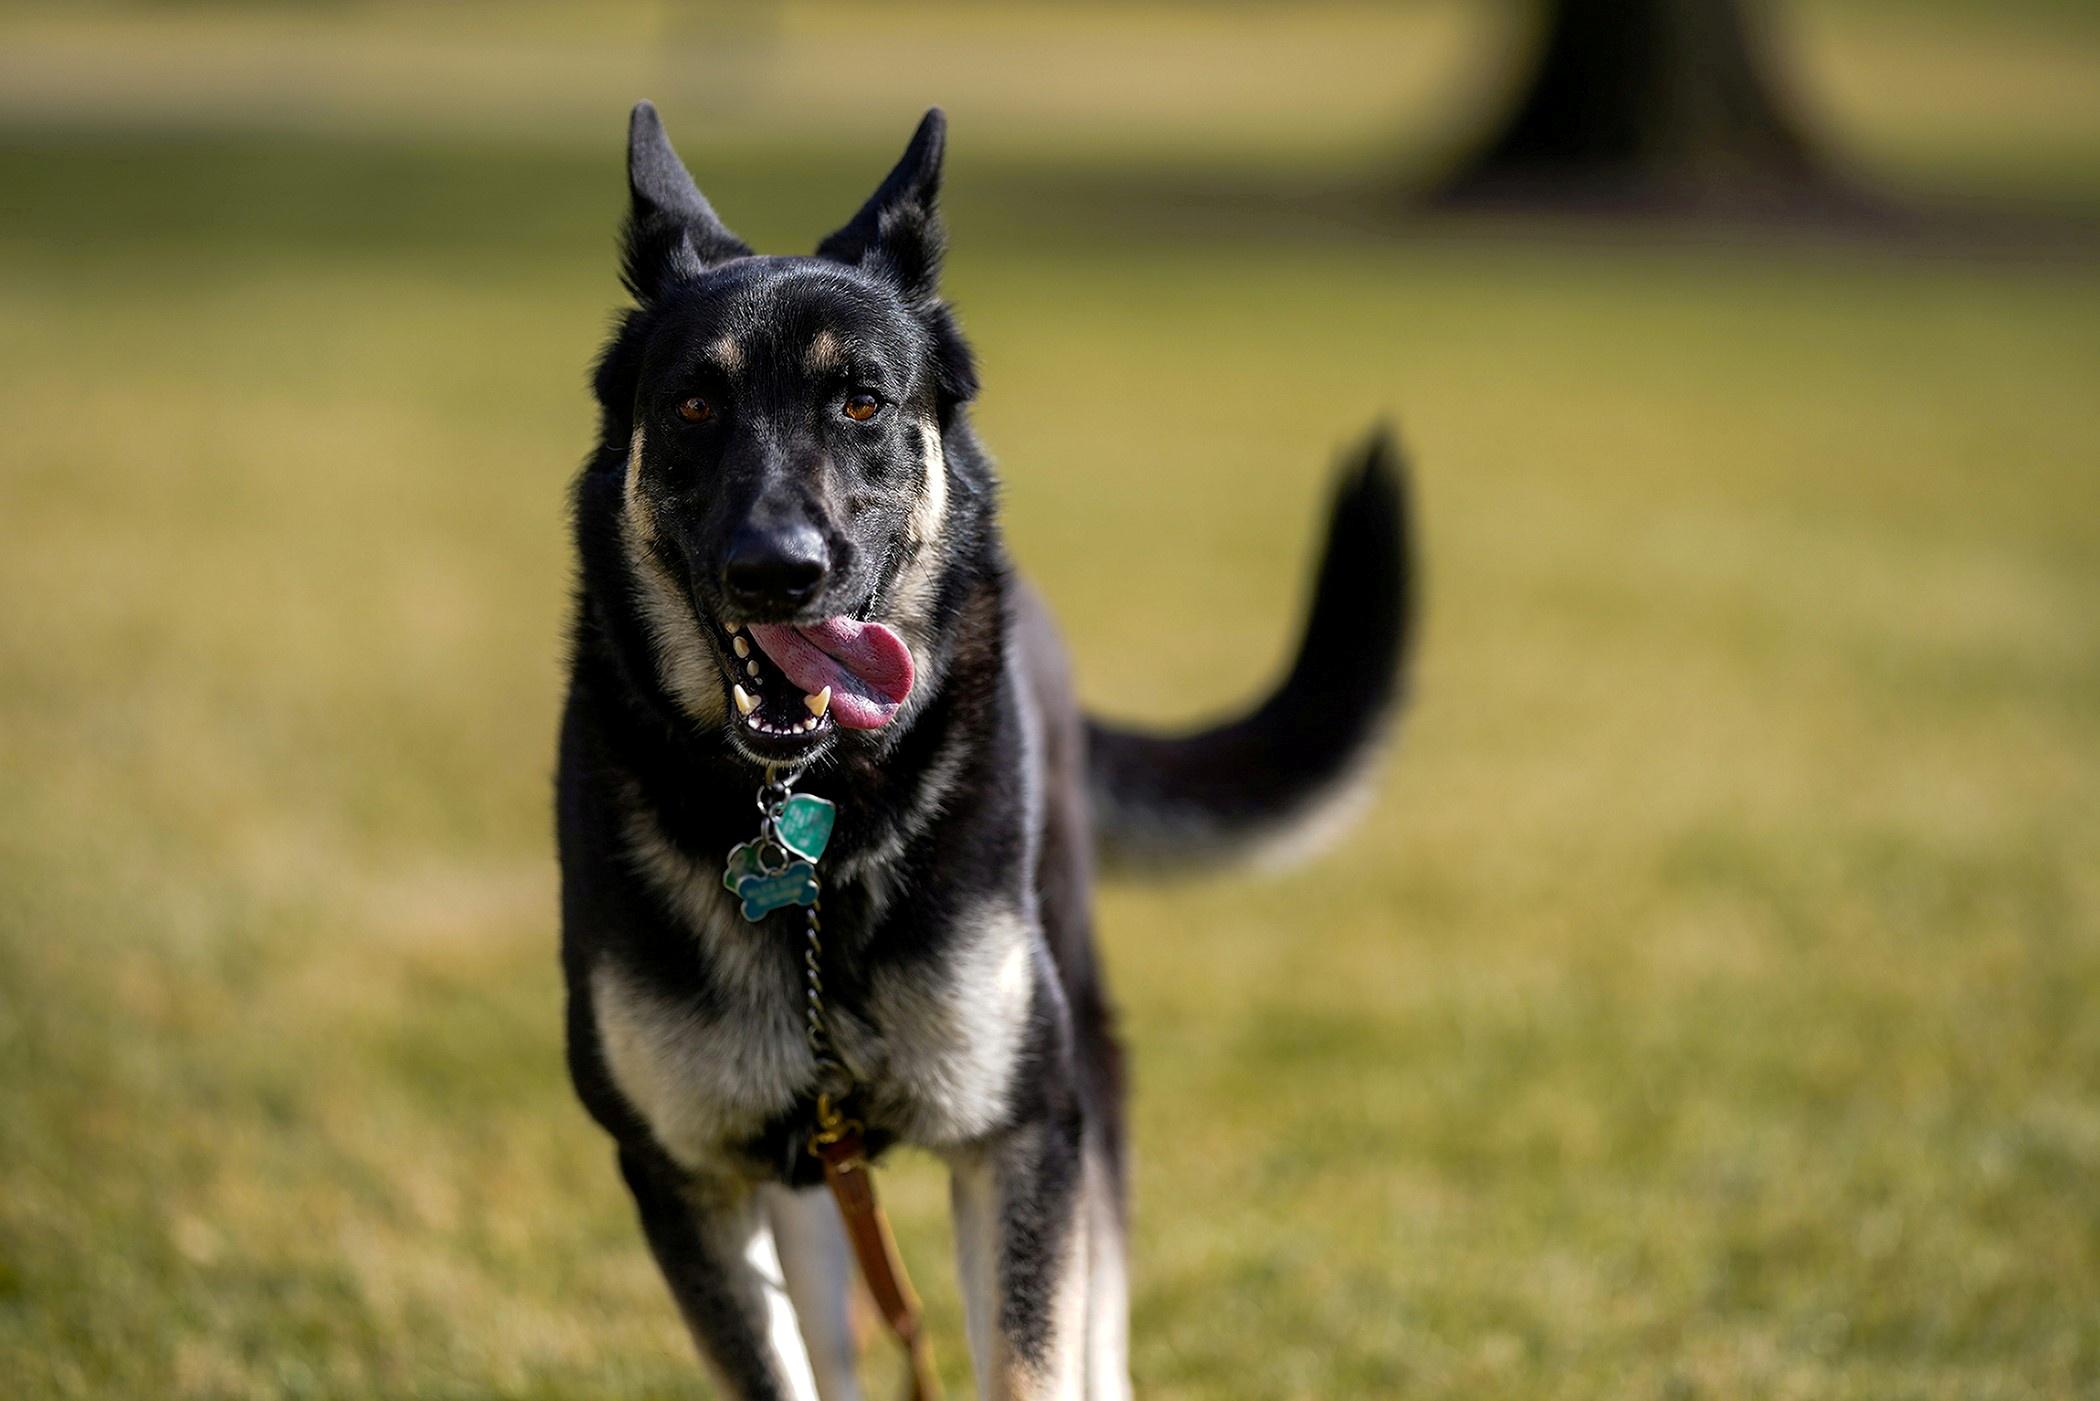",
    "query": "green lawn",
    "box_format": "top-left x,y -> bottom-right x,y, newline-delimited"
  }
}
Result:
3,4 -> 2098,1398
